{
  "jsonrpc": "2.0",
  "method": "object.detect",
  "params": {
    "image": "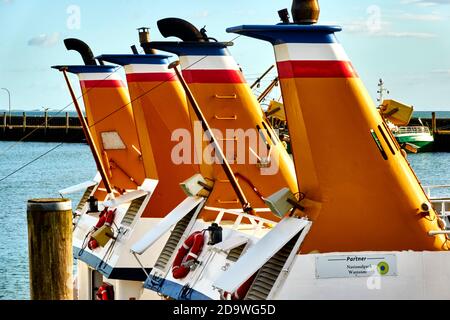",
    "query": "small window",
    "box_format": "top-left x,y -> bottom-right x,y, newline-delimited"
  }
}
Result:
382,122 -> 400,151
370,129 -> 388,160
378,125 -> 396,156
262,121 -> 278,145
256,125 -> 270,150
101,131 -> 126,150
